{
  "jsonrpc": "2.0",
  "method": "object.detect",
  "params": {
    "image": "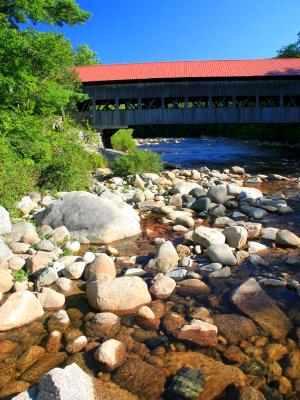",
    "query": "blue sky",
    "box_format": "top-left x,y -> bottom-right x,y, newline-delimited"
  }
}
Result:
44,0 -> 300,64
